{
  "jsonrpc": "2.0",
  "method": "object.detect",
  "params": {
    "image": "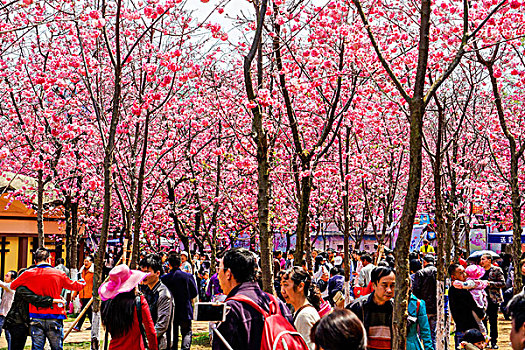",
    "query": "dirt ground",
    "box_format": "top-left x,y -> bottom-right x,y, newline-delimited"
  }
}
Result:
0,314 -> 514,349
0,320 -> 212,350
